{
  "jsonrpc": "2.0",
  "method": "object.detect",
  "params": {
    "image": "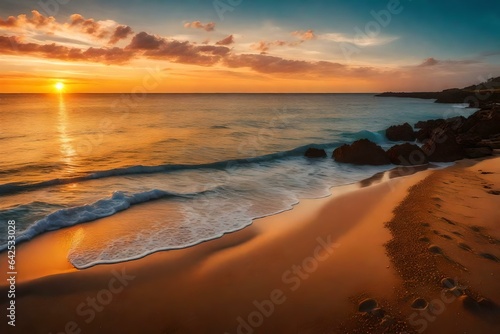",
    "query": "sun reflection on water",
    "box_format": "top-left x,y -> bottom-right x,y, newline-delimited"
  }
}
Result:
57,94 -> 77,174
